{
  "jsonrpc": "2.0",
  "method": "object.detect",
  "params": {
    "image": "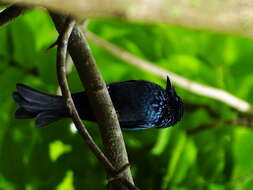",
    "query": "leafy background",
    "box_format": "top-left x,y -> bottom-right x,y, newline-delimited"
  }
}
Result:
1,9 -> 253,190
